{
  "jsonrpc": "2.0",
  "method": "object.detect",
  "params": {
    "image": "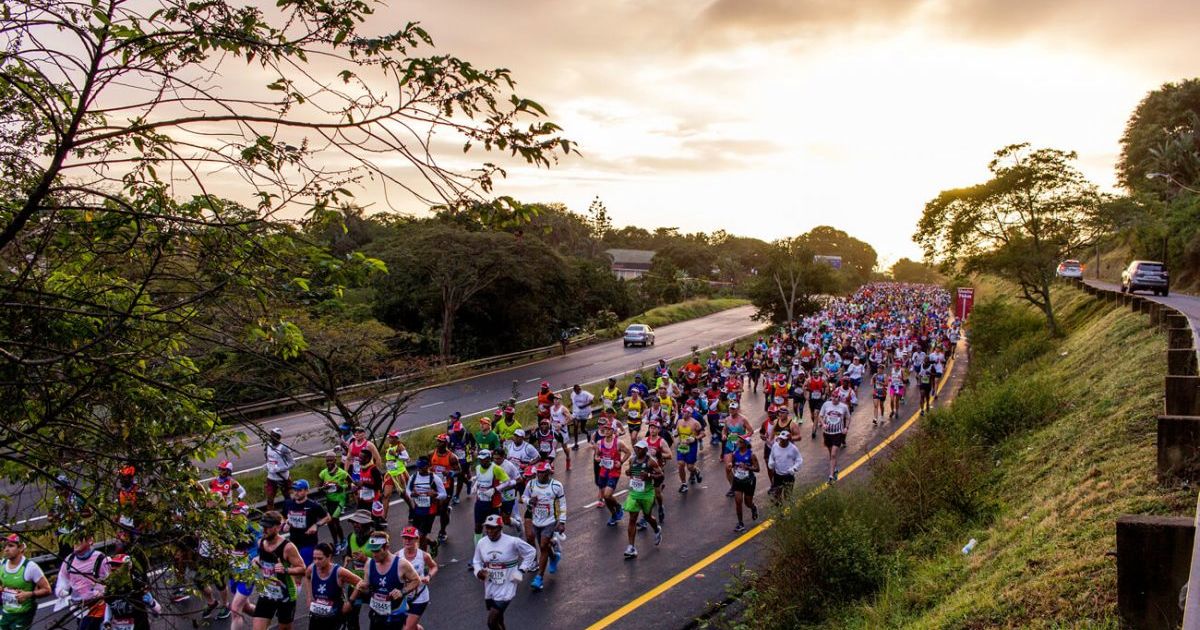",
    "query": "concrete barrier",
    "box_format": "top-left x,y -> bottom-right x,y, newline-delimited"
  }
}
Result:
1141,300 -> 1153,316
1172,328 -> 1196,350
1159,416 -> 1200,483
1166,376 -> 1200,416
1150,303 -> 1164,326
1168,313 -> 1190,329
1132,295 -> 1146,311
1169,349 -> 1200,377
1118,515 -> 1195,629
